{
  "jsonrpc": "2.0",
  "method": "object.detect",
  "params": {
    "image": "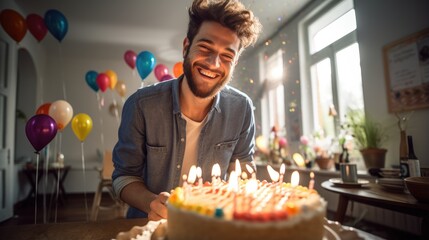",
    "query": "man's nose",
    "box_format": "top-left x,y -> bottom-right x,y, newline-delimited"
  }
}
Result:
207,54 -> 221,68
